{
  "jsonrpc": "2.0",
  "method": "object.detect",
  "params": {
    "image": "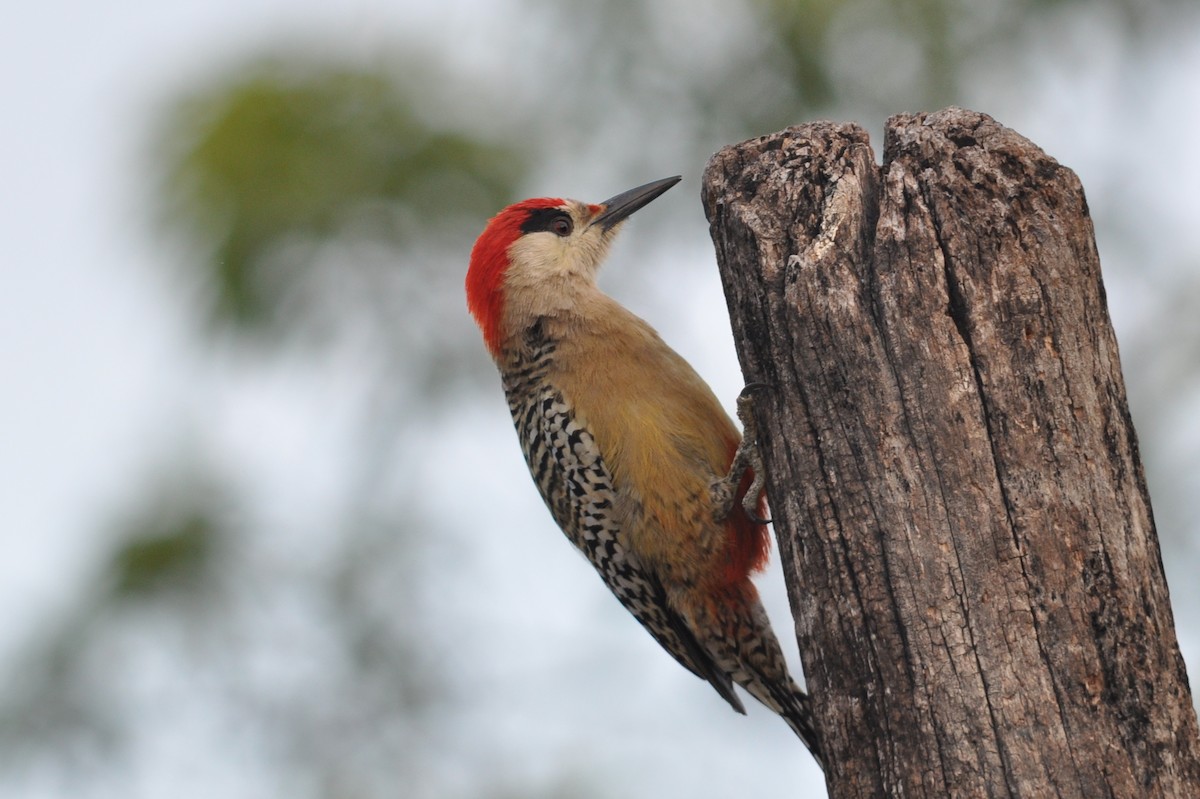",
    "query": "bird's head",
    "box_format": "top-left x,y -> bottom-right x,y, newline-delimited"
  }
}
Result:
467,176 -> 681,357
